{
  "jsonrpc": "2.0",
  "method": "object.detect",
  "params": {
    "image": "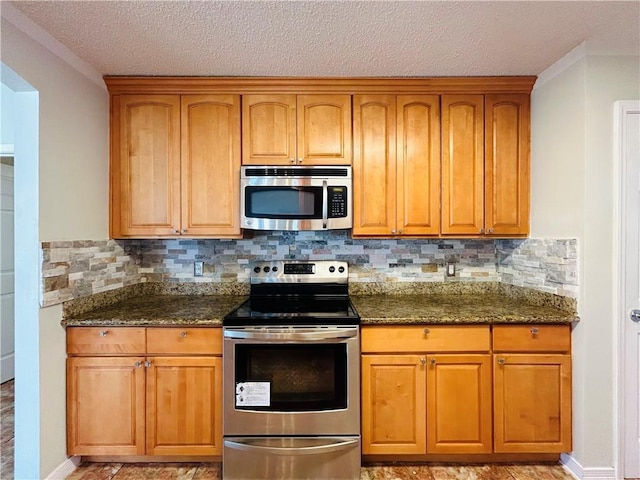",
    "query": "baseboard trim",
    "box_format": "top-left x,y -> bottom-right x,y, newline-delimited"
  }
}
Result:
561,453 -> 616,480
44,456 -> 81,480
